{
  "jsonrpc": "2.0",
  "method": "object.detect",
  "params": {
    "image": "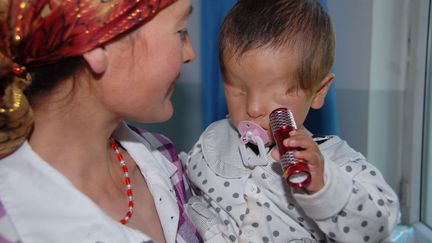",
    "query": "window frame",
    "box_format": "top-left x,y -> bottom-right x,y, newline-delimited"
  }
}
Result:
402,0 -> 432,240
418,0 -> 432,234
